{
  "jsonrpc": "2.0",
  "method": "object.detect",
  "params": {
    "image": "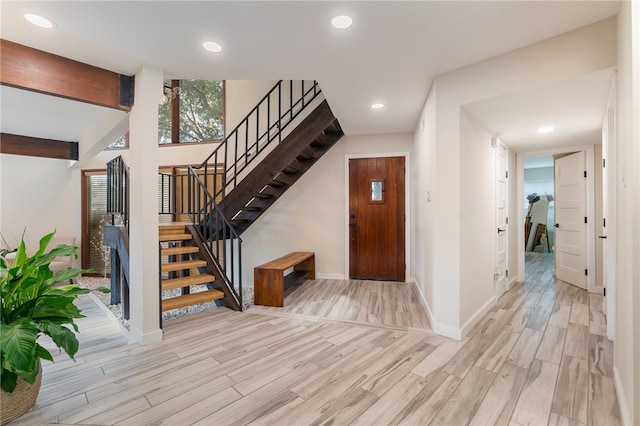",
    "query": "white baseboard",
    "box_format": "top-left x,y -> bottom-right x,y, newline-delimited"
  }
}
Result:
316,273 -> 346,280
507,276 -> 518,290
130,326 -> 163,345
411,279 -> 462,341
460,295 -> 497,338
87,292 -> 135,344
613,367 -> 633,426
